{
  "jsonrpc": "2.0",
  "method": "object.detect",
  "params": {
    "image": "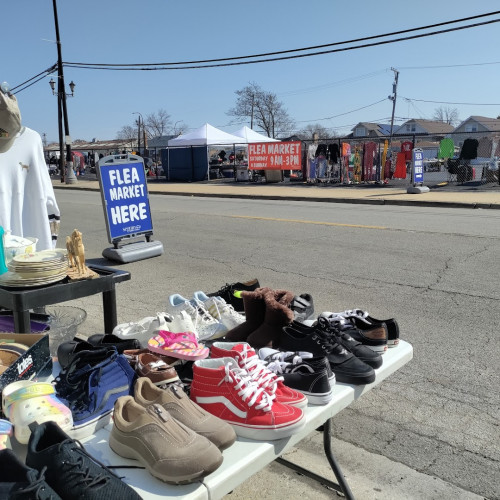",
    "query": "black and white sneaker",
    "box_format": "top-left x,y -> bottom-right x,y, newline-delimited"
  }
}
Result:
312,318 -> 383,369
318,313 -> 388,353
340,309 -> 400,347
290,294 -> 315,322
280,322 -> 375,385
207,279 -> 260,312
258,348 -> 333,405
